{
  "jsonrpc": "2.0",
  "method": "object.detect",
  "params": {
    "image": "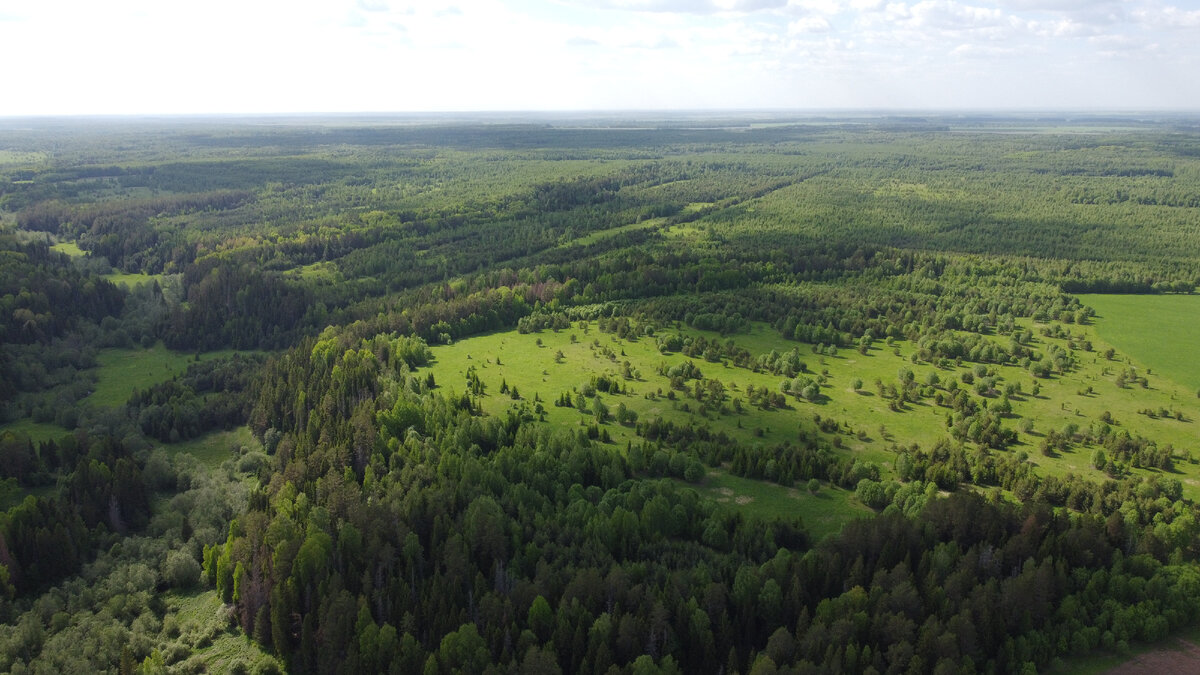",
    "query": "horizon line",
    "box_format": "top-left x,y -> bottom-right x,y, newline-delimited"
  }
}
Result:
4,107 -> 1200,121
